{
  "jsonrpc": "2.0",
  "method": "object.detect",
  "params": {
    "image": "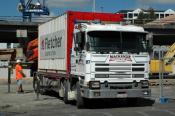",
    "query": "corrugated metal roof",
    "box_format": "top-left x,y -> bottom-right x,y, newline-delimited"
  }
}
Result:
144,15 -> 175,29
